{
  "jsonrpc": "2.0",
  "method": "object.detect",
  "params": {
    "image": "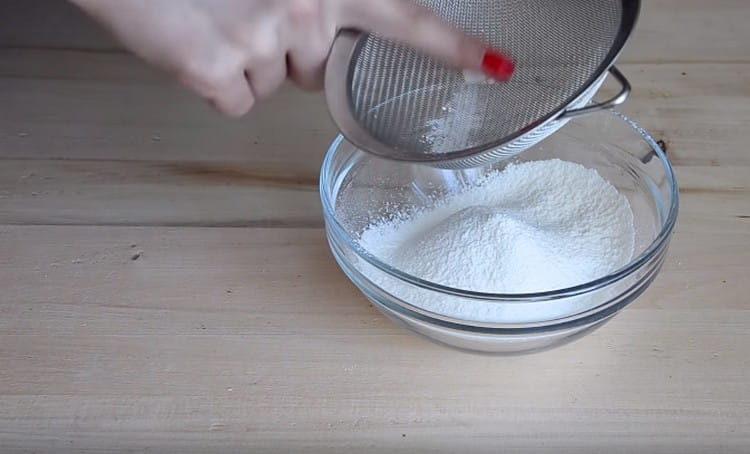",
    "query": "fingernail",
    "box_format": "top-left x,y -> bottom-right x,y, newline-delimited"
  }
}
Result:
482,51 -> 515,82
